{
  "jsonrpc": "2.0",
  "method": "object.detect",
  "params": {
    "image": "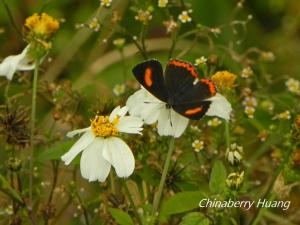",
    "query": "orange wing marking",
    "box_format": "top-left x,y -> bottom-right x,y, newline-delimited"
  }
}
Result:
144,68 -> 153,87
169,59 -> 198,78
200,79 -> 216,95
184,107 -> 203,115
